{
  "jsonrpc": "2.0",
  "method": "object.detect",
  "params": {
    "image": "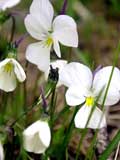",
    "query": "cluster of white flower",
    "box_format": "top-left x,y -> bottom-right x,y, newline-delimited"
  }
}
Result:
0,0 -> 120,158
